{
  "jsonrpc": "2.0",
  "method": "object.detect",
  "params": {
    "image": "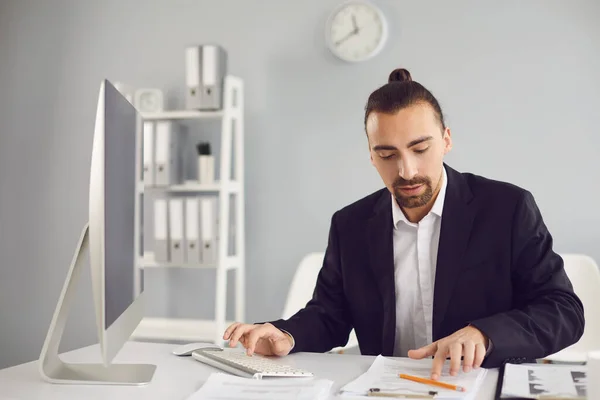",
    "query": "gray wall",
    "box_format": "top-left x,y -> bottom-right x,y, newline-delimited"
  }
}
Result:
1,0 -> 599,369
